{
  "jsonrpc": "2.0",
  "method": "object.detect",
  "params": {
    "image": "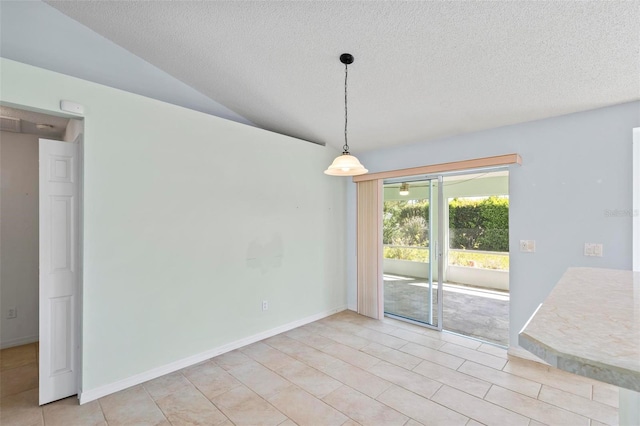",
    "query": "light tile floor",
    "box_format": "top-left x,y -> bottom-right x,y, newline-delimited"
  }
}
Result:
0,310 -> 619,425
